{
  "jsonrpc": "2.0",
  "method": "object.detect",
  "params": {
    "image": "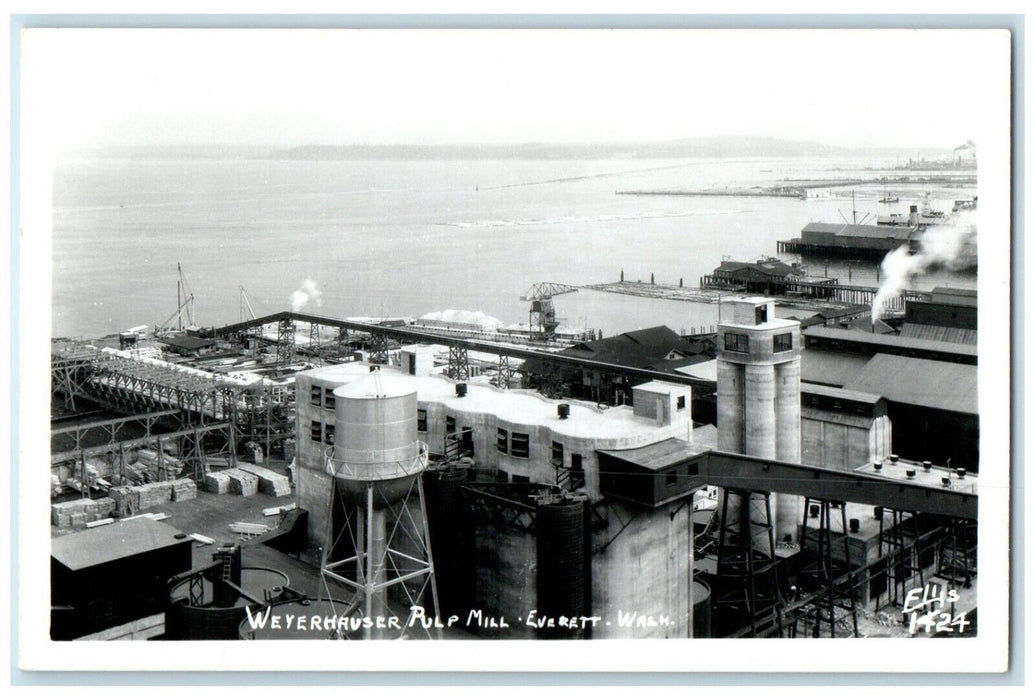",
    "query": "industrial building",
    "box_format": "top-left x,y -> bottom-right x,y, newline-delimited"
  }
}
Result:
49,288 -> 979,641
293,358 -> 702,639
